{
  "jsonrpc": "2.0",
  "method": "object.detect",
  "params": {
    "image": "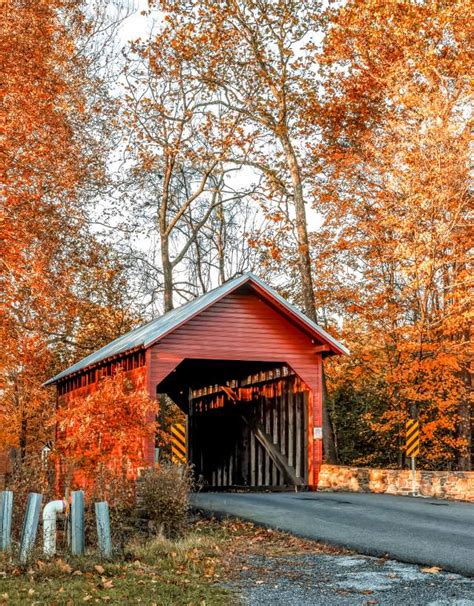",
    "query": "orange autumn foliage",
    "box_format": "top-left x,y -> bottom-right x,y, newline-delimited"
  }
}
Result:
55,369 -> 158,486
0,1 -> 136,465
1,0 -> 87,456
1,0 -> 471,478
318,0 -> 472,469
